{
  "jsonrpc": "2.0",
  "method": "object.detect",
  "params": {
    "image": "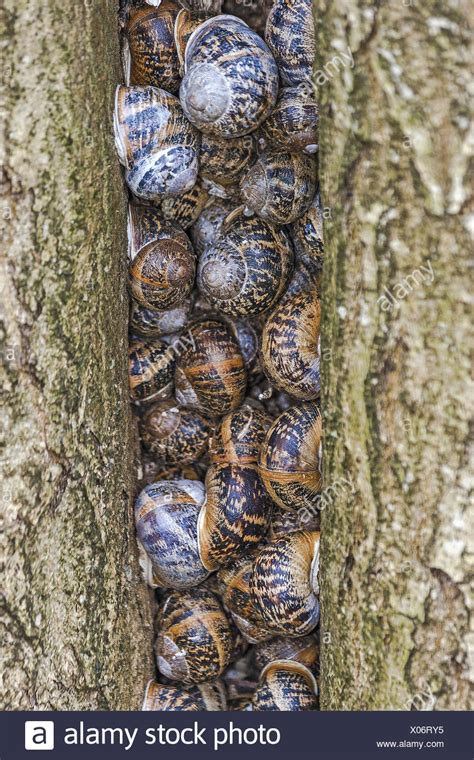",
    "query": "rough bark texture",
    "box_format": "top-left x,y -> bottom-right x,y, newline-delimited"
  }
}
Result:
318,0 -> 473,709
0,0 -> 154,709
